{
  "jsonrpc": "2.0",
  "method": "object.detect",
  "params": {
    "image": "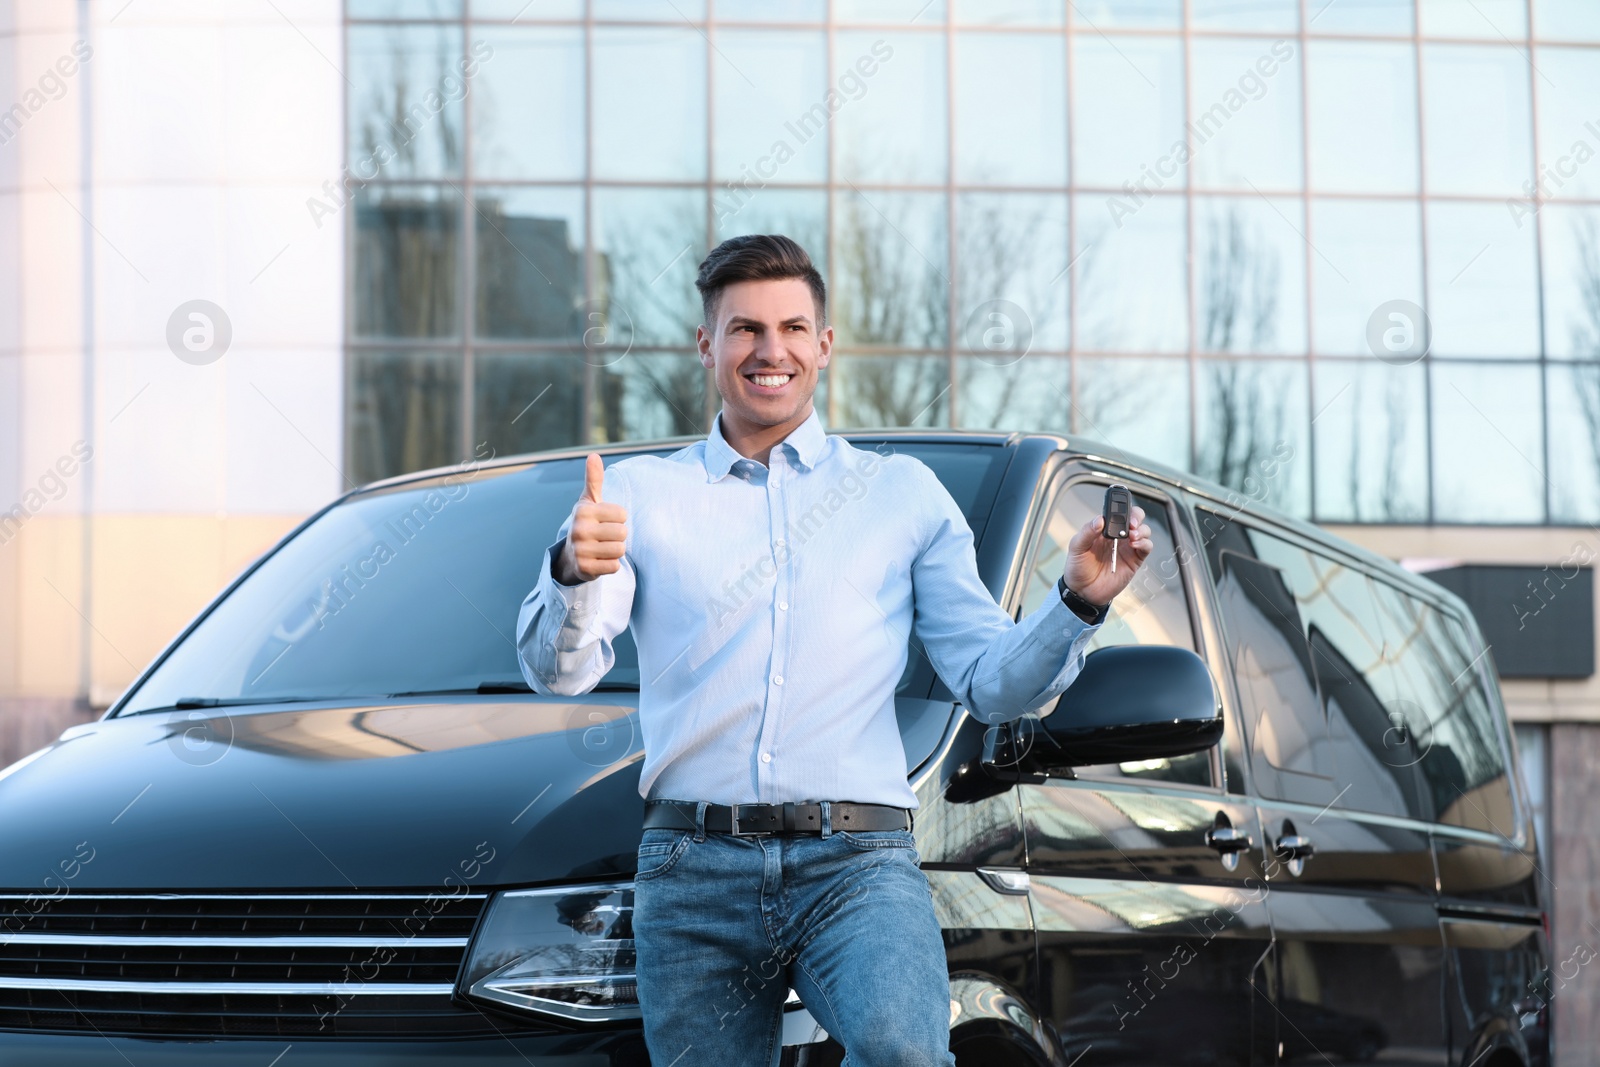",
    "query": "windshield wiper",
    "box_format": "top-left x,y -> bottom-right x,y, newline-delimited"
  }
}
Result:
387,679 -> 640,697
175,696 -> 321,709
118,695 -> 344,717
